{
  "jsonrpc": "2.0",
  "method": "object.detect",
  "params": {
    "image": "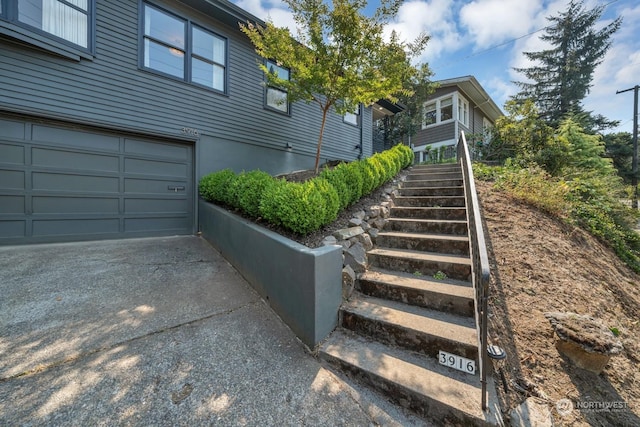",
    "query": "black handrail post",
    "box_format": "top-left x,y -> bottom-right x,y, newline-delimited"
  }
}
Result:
457,131 -> 491,411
